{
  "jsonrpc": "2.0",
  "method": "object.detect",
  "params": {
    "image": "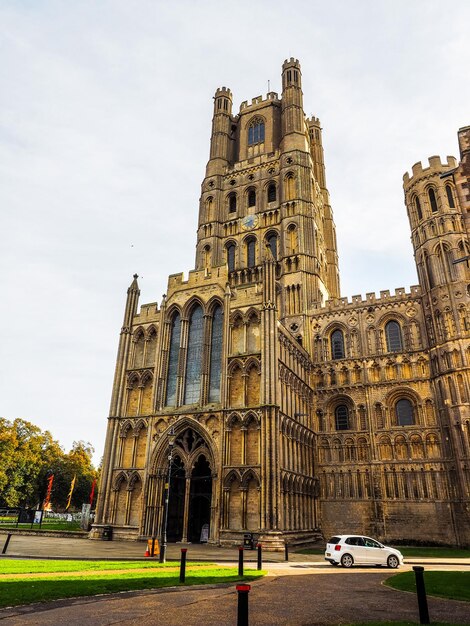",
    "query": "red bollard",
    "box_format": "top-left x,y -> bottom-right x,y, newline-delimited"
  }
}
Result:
236,584 -> 251,626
